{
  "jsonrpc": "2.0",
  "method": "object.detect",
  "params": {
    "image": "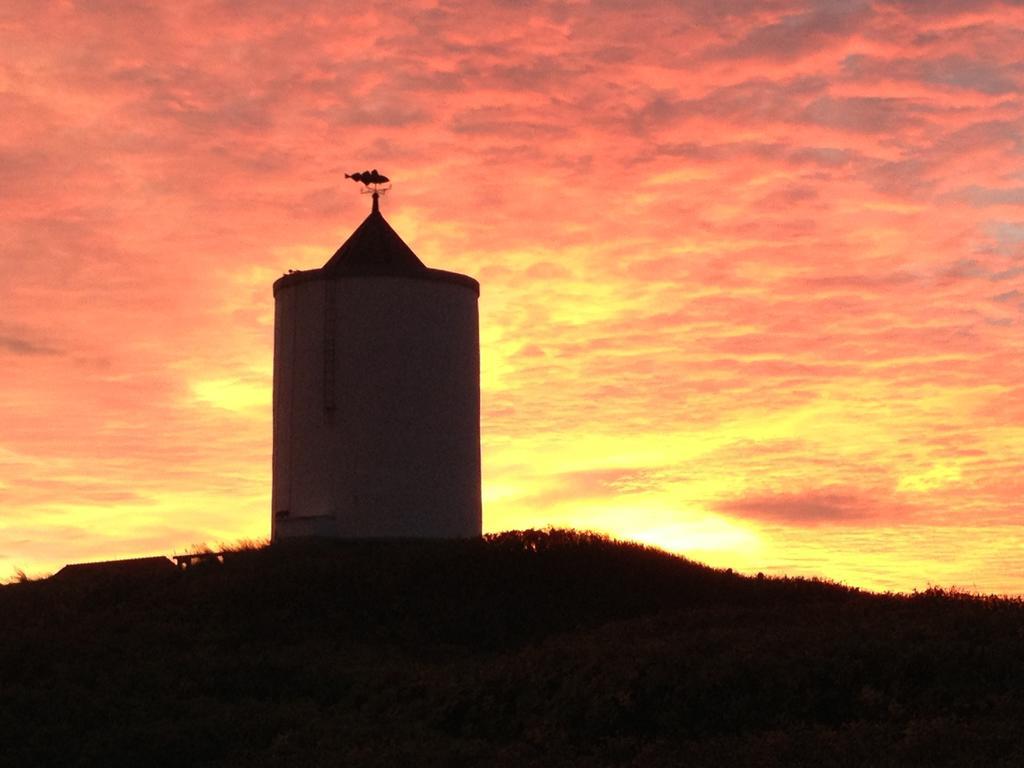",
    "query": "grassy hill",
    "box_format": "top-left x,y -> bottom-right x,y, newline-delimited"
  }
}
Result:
1,529 -> 1022,767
